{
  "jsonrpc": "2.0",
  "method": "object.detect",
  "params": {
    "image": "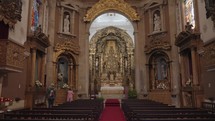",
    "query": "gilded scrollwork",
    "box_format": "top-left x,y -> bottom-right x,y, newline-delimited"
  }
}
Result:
0,0 -> 22,27
145,31 -> 170,54
54,40 -> 80,55
90,26 -> 133,48
89,26 -> 135,93
84,0 -> 140,22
